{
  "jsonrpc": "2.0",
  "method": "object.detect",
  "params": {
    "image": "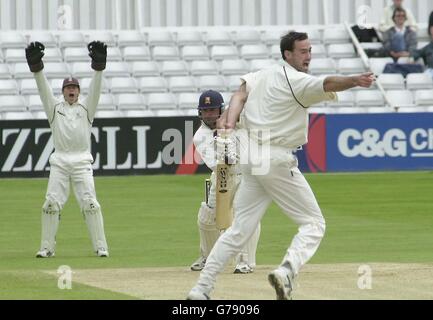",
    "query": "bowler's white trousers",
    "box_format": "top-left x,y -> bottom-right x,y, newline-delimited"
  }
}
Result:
196,148 -> 325,294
